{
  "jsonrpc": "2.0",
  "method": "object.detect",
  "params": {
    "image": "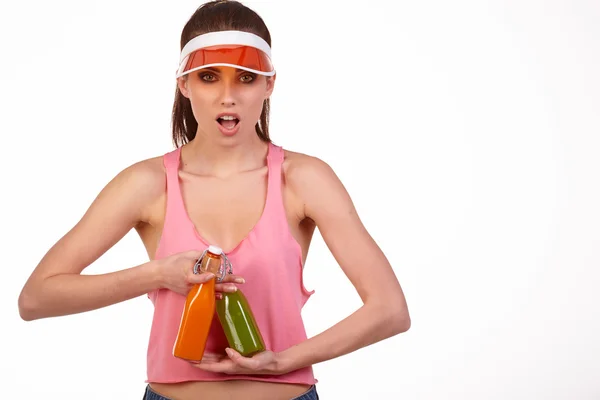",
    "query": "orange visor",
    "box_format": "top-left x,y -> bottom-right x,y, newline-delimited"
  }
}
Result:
176,30 -> 275,78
